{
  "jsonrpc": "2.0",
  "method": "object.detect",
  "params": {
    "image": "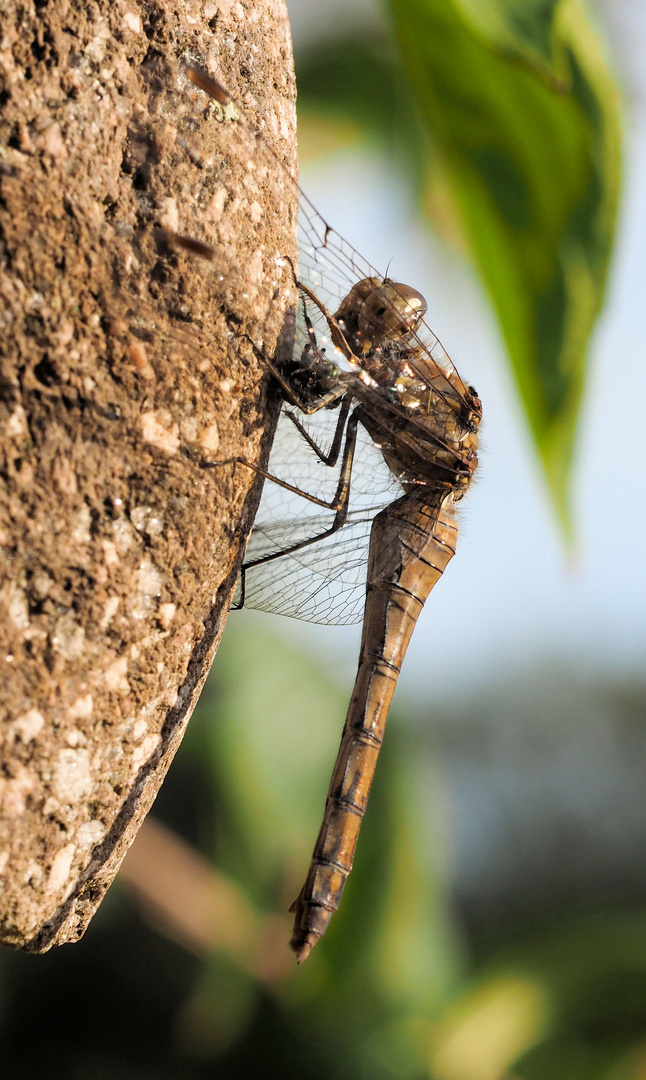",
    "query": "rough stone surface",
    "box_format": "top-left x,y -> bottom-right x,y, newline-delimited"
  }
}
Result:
0,0 -> 297,950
